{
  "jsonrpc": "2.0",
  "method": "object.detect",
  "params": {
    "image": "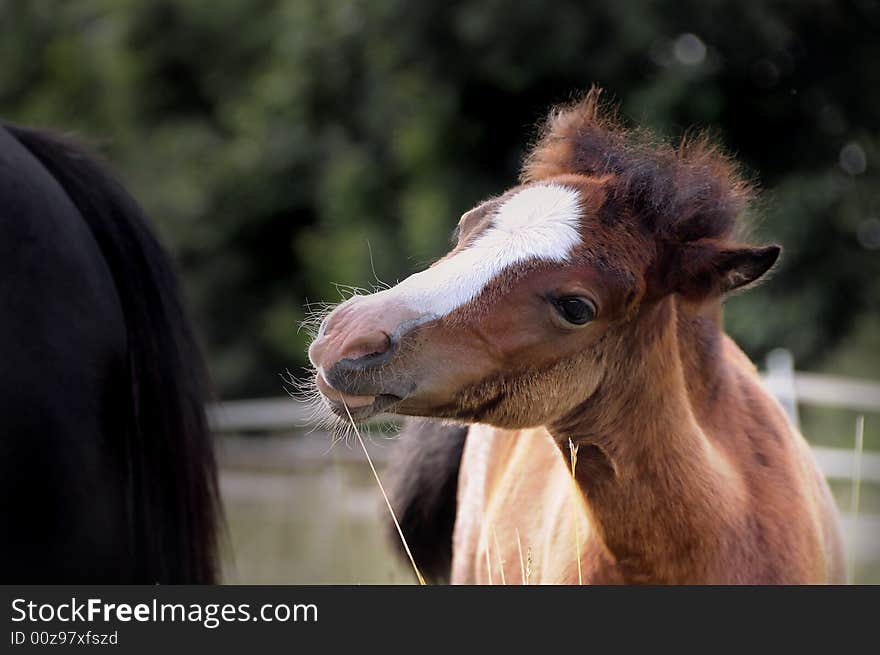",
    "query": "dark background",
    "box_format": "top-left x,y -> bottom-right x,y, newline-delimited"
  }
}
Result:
2,0 -> 877,400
